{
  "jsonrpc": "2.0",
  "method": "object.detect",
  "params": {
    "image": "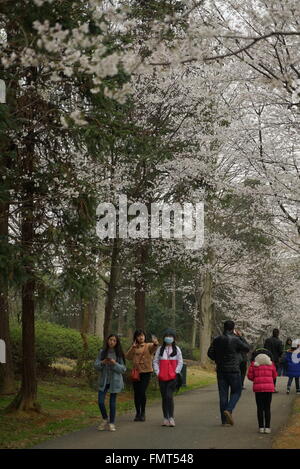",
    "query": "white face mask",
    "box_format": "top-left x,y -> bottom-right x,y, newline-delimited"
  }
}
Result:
164,337 -> 174,344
